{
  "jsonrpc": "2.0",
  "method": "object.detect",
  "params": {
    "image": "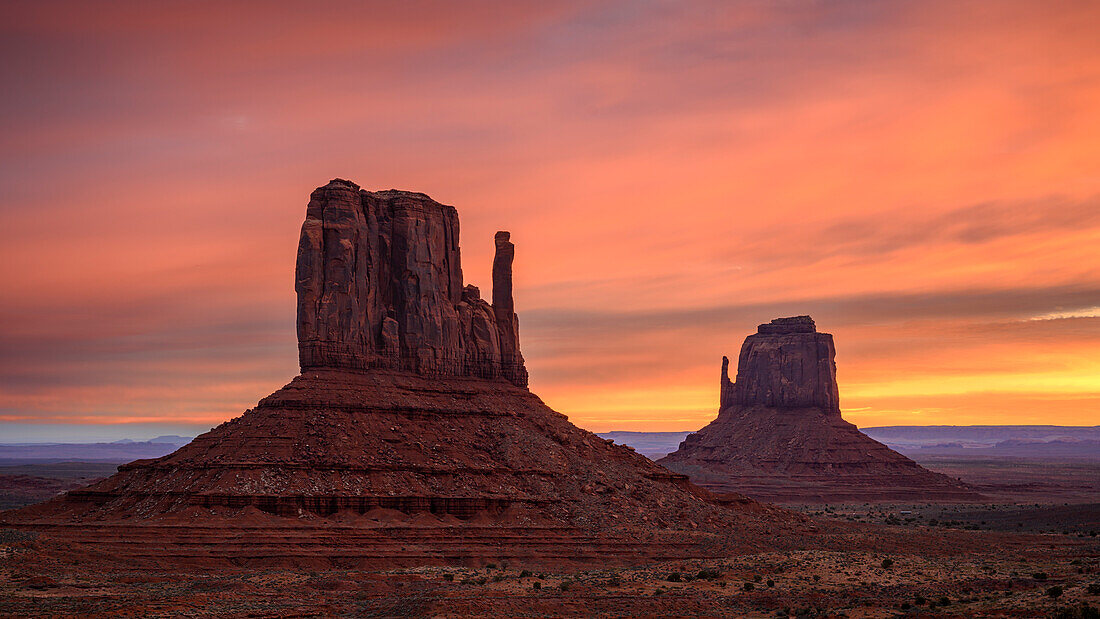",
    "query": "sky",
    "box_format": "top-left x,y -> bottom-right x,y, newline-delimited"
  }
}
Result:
1,0 -> 1098,442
